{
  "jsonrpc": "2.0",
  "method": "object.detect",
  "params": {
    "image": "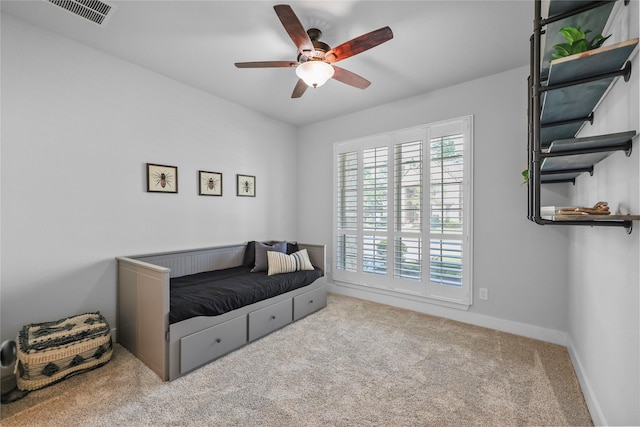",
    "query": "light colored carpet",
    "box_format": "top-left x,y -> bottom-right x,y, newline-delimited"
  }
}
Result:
1,293 -> 592,426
